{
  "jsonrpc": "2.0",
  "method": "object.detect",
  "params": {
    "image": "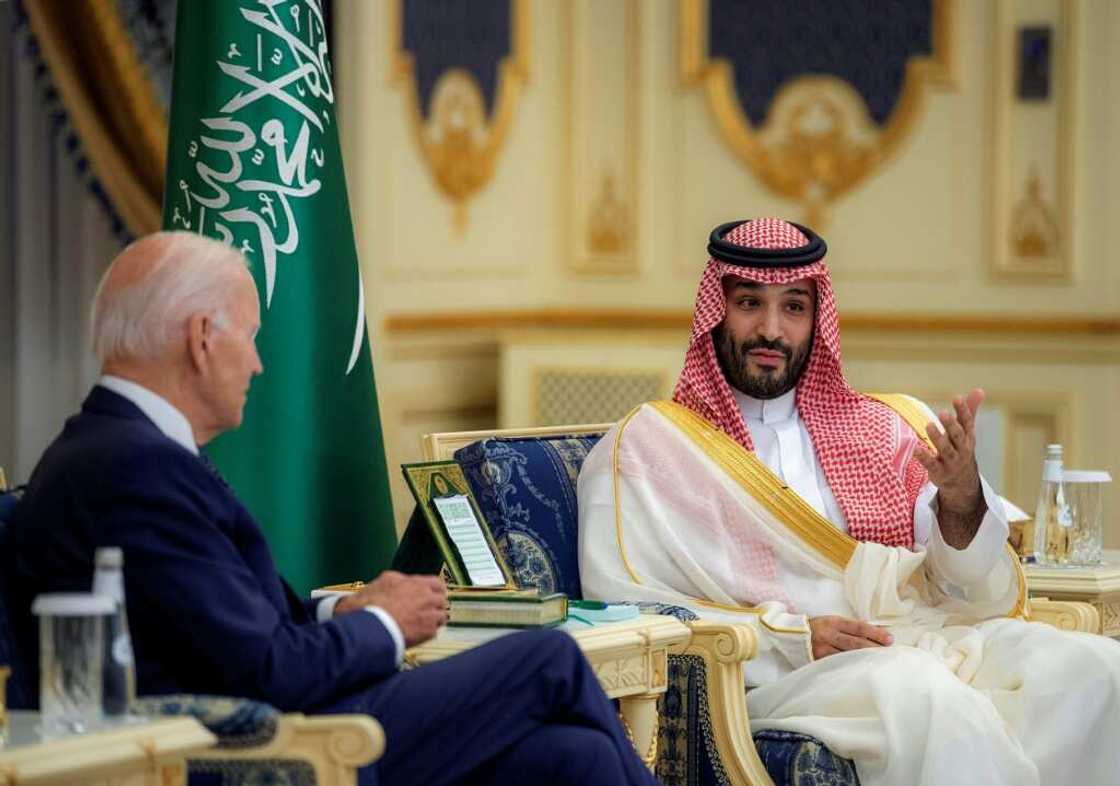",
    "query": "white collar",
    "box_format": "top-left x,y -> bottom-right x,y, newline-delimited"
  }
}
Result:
97,375 -> 199,456
732,386 -> 797,425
